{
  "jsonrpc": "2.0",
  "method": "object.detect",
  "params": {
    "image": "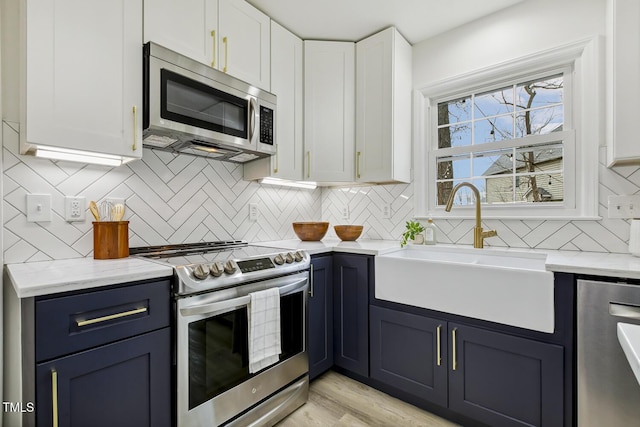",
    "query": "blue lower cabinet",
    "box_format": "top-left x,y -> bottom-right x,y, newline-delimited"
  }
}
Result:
309,255 -> 334,380
449,323 -> 564,427
370,306 -> 448,407
36,328 -> 171,427
333,254 -> 371,378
